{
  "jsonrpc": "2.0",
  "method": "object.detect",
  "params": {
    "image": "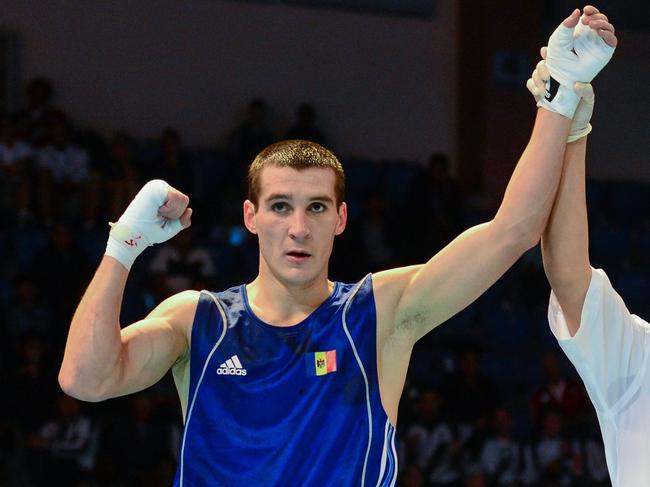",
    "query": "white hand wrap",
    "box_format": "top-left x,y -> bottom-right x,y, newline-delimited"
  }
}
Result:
105,179 -> 185,270
539,16 -> 615,118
